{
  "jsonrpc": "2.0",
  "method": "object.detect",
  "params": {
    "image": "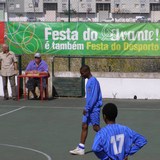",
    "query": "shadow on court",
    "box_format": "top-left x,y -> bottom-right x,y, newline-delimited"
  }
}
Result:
0,97 -> 159,160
